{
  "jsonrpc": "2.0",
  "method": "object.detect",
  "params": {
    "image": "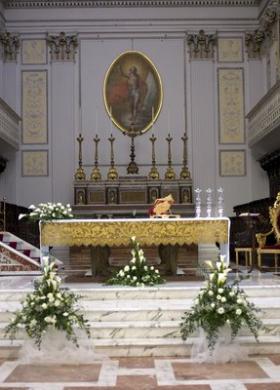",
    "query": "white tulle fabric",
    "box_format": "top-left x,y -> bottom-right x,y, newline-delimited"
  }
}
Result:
191,326 -> 248,364
18,328 -> 108,364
